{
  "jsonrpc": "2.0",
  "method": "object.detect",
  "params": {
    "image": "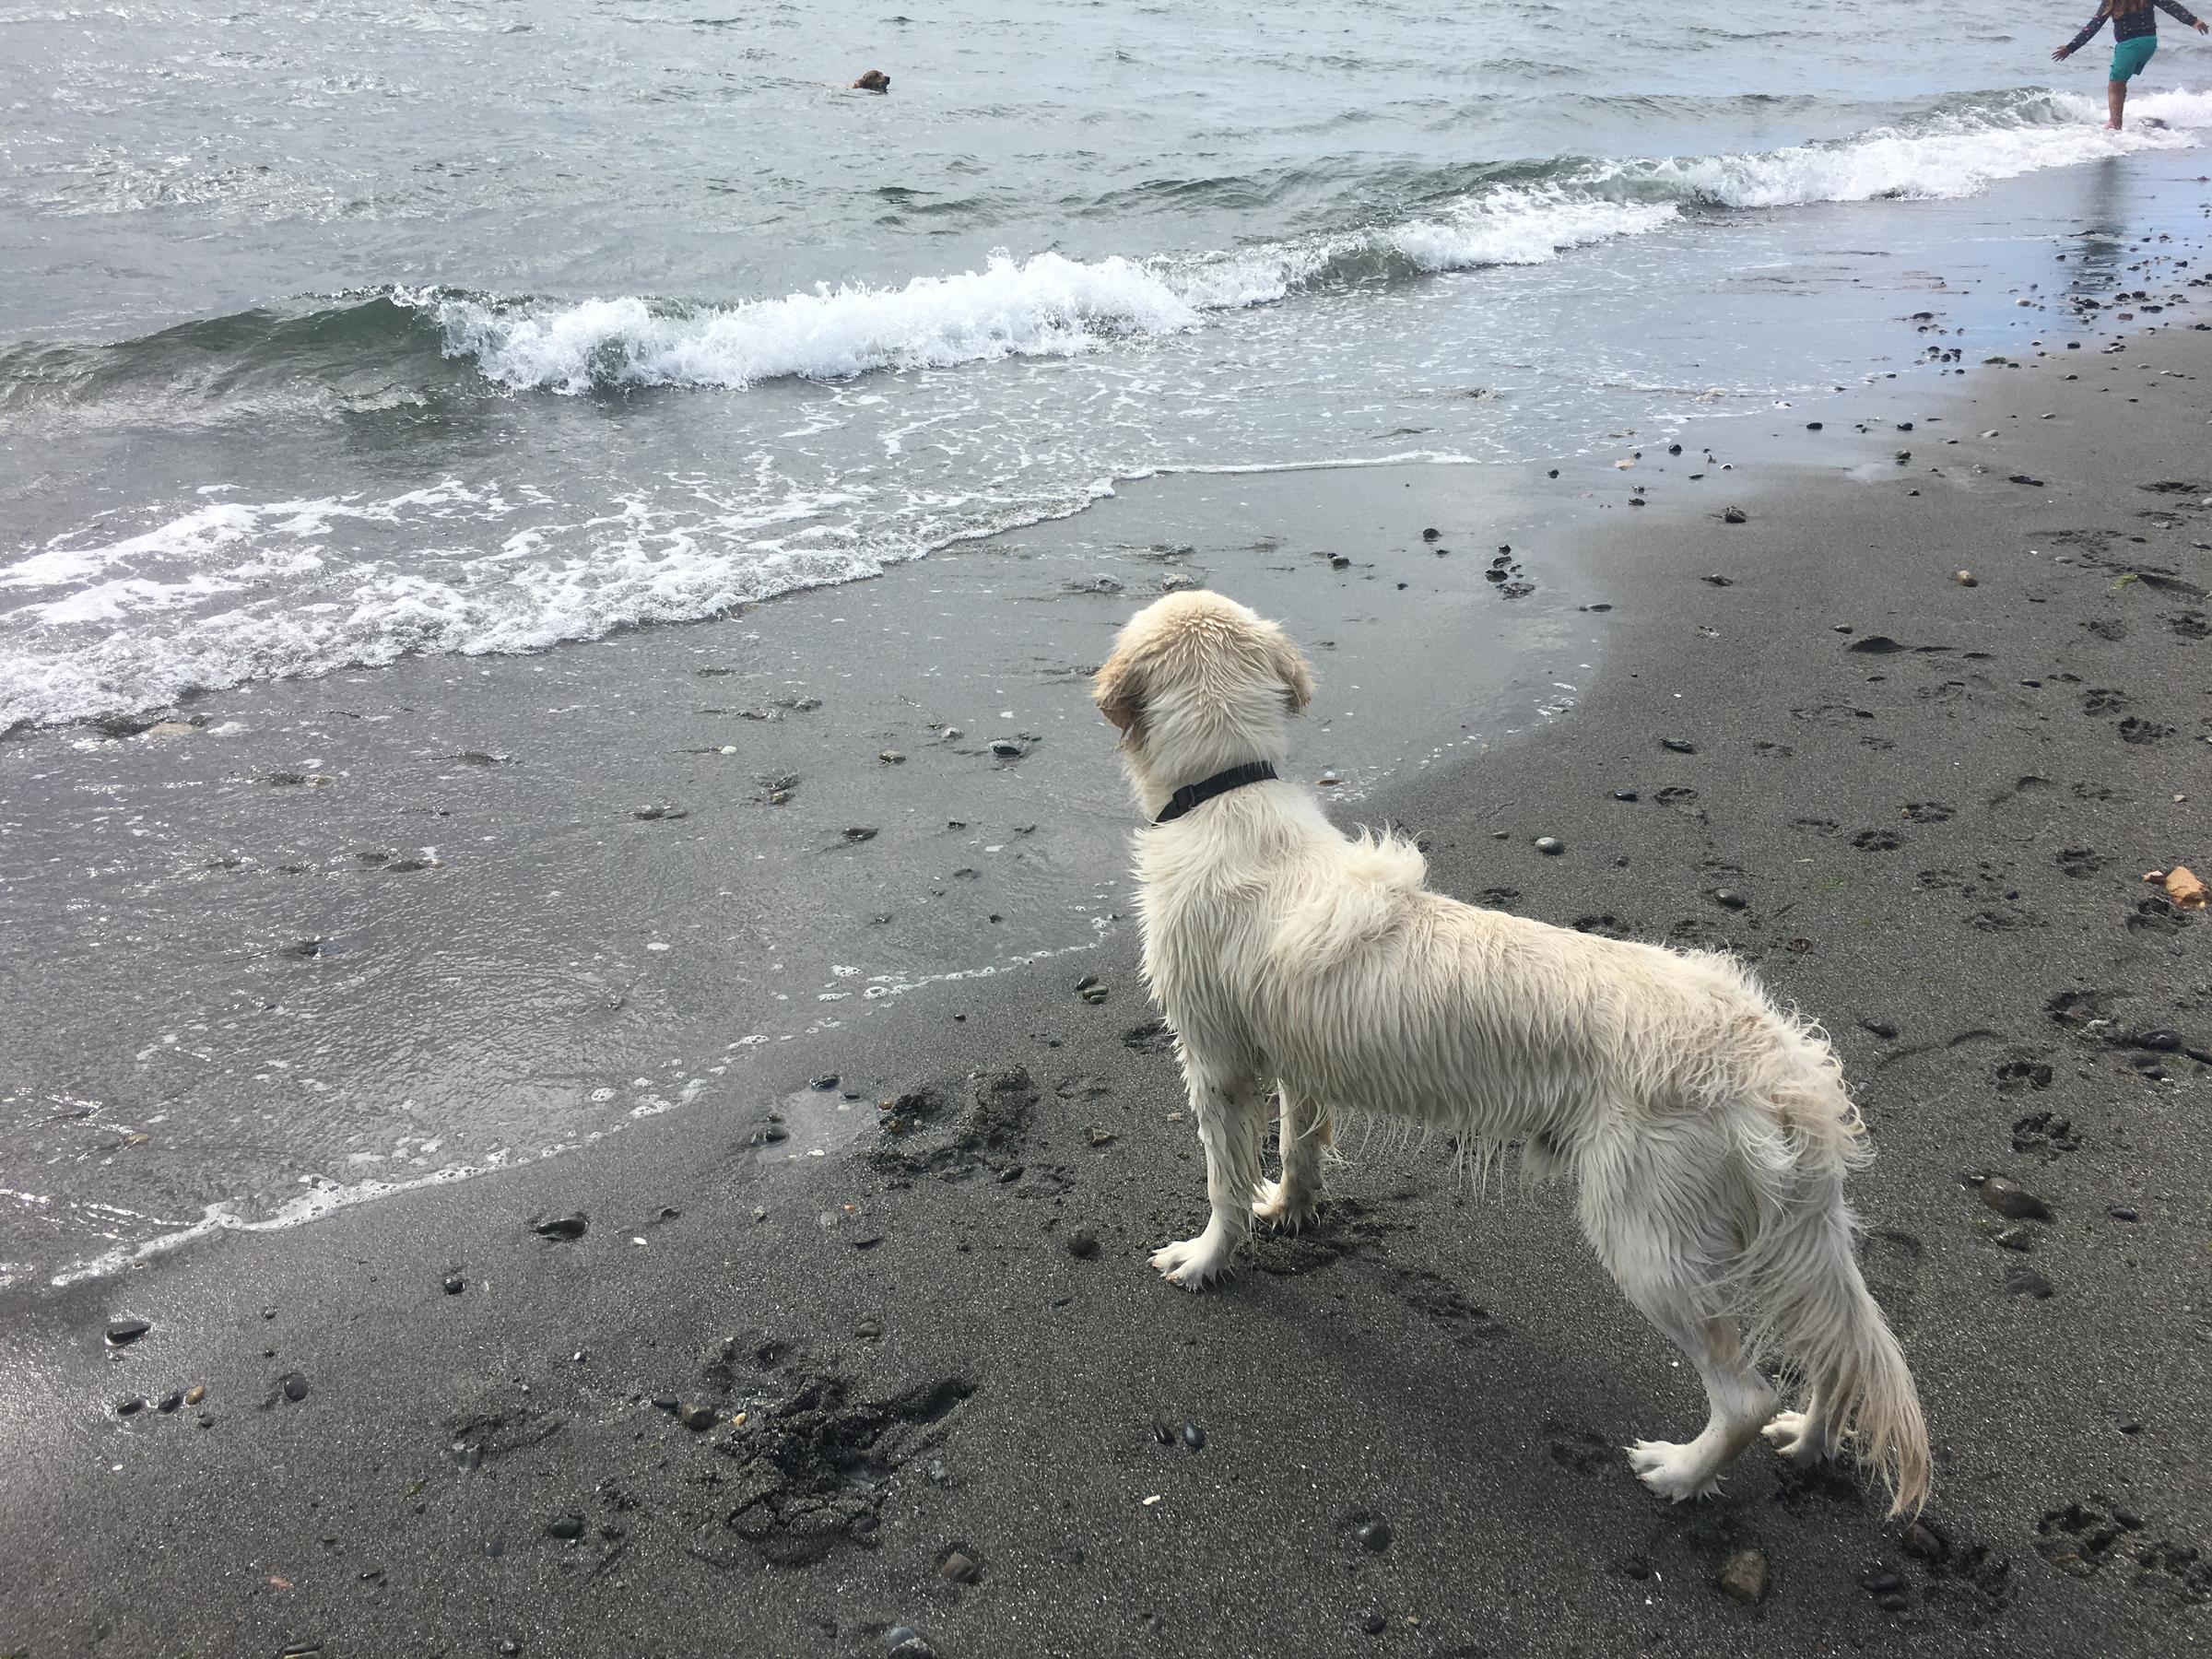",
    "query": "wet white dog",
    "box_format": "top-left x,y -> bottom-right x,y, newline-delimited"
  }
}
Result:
1095,589 -> 1929,1515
